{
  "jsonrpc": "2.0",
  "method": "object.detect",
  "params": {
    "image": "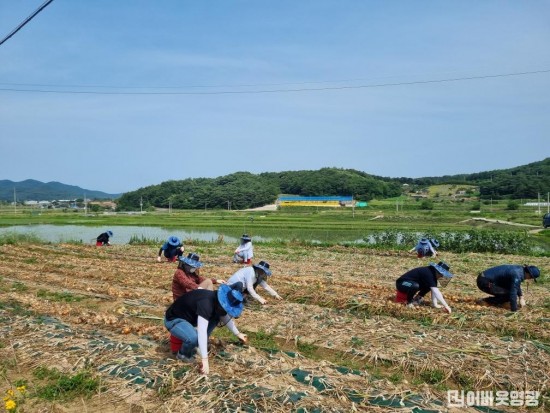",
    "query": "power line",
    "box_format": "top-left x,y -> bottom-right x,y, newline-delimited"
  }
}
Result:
0,0 -> 55,47
0,68 -> 548,95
